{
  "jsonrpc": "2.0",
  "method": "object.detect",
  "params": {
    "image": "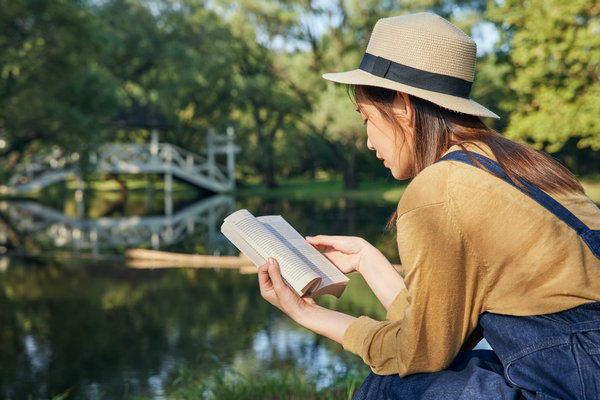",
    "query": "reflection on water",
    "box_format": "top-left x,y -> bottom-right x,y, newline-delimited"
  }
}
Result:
0,192 -> 399,399
0,195 -> 235,255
